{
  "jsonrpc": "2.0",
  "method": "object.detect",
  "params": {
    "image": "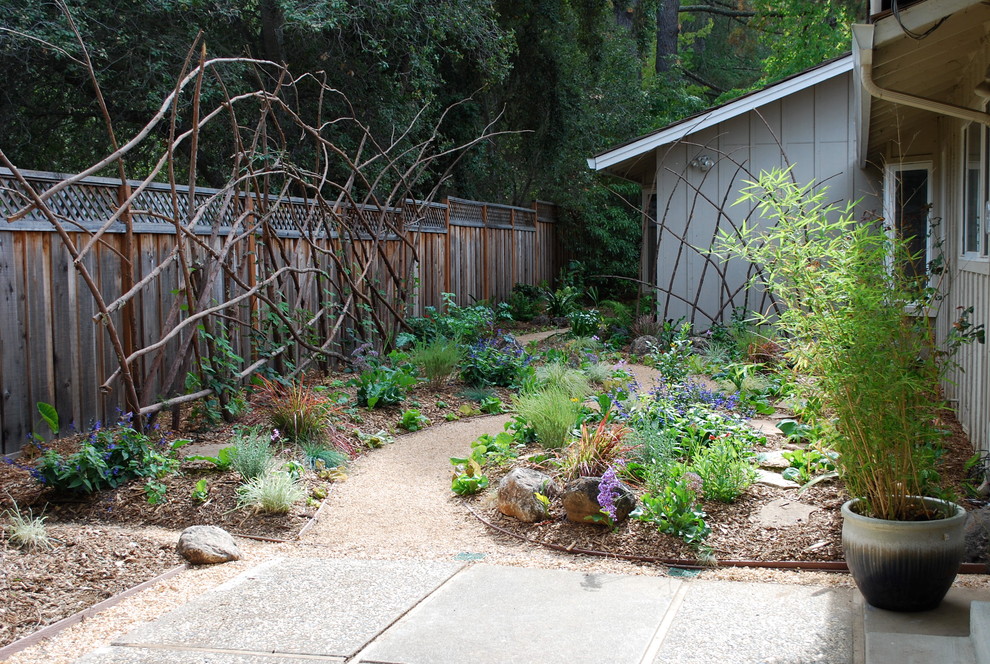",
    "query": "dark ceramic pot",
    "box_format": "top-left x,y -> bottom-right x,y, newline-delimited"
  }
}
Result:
841,497 -> 967,612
